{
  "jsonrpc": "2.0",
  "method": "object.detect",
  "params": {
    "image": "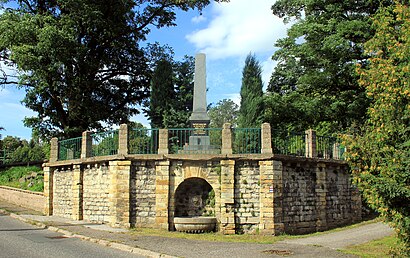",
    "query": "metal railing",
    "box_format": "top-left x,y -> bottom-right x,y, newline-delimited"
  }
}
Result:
168,128 -> 222,154
316,135 -> 345,159
52,125 -> 346,160
232,128 -> 261,154
58,137 -> 82,161
271,130 -> 306,157
91,130 -> 119,157
129,128 -> 159,154
0,148 -> 12,164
